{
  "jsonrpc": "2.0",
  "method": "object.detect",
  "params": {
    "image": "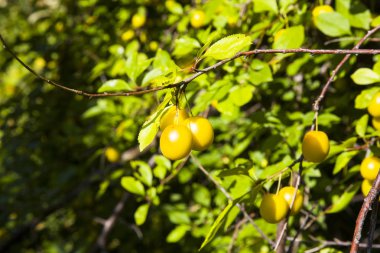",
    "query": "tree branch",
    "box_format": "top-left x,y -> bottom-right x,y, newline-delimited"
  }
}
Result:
92,192 -> 129,252
312,25 -> 380,113
1,30 -> 380,98
350,170 -> 380,253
